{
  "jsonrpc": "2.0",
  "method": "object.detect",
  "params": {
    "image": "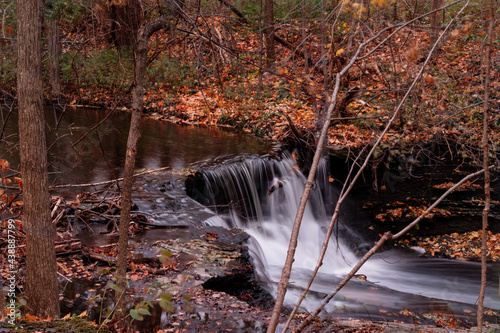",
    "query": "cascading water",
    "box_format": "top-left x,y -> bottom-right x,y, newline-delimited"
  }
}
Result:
187,154 -> 368,303
187,153 -> 500,320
